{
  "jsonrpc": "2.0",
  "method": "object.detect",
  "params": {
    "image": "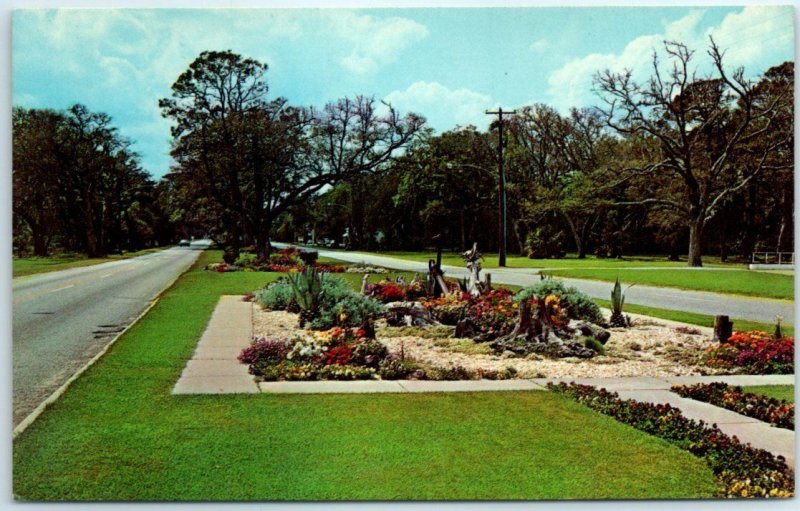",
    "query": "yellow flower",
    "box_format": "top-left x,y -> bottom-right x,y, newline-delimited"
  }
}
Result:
339,313 -> 348,321
513,303 -> 519,309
